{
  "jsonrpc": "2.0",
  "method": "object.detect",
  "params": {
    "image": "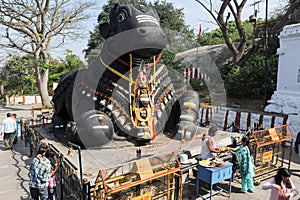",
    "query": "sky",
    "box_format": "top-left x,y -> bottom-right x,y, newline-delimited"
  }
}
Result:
23,0 -> 287,62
